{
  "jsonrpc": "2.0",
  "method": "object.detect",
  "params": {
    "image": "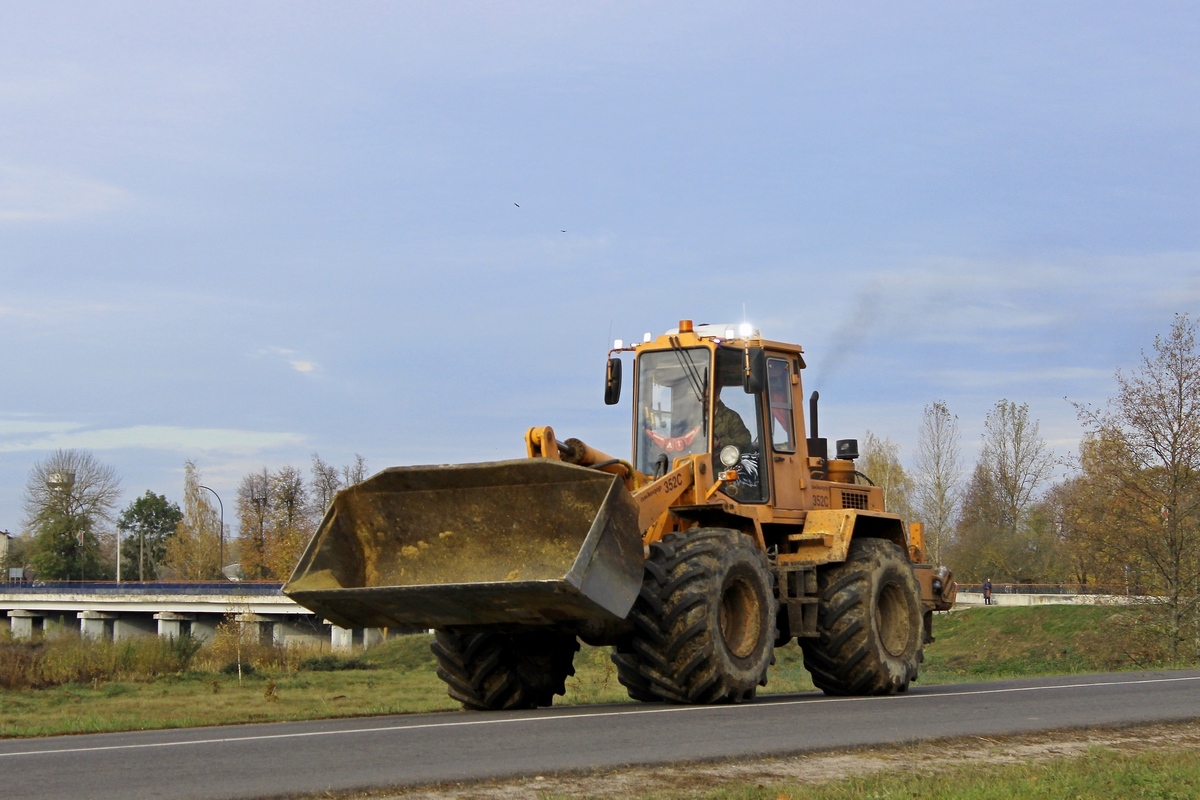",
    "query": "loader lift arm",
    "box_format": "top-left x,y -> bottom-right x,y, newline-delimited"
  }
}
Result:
526,425 -> 740,543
